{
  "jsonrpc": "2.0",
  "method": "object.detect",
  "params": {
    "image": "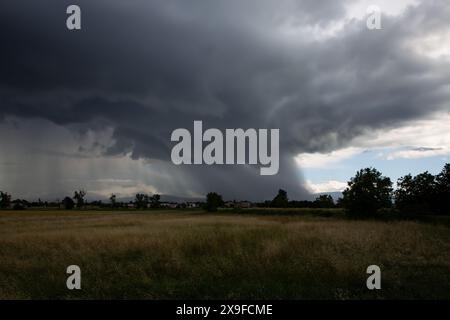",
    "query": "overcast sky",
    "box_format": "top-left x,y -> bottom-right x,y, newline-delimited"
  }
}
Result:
1,0 -> 450,201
